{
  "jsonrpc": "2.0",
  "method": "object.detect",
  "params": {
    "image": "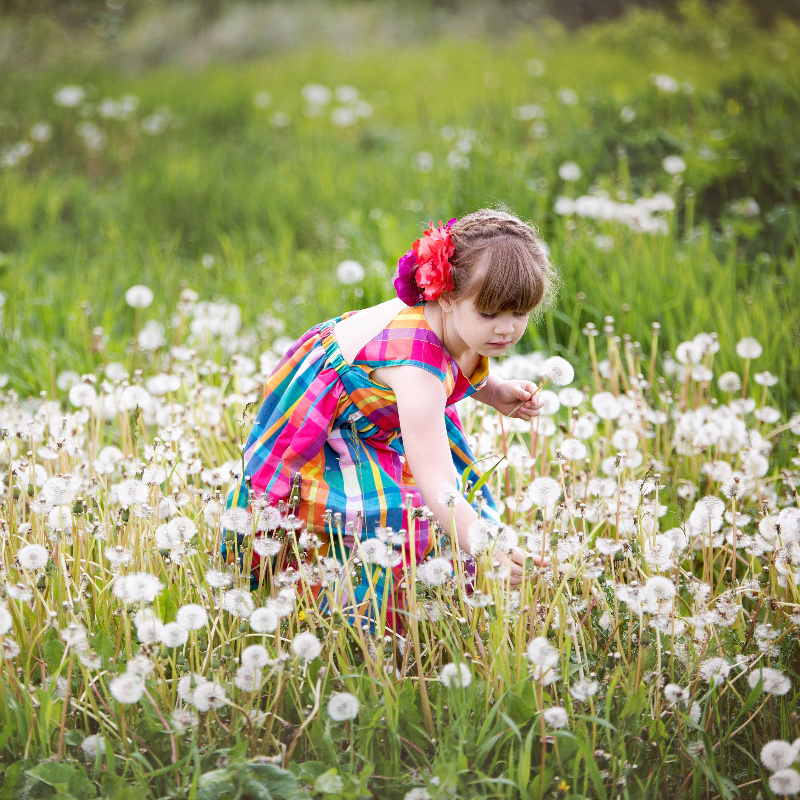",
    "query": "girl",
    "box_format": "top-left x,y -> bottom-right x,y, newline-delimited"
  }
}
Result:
223,208 -> 557,630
